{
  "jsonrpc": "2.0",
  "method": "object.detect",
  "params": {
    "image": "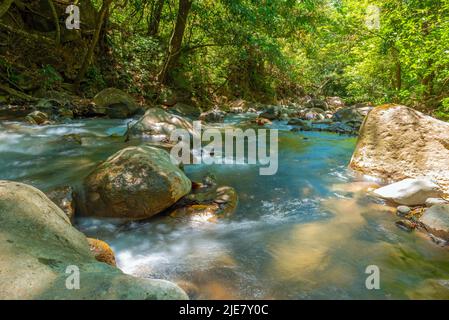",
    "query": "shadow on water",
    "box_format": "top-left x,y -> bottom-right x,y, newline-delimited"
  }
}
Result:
1,117 -> 449,299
